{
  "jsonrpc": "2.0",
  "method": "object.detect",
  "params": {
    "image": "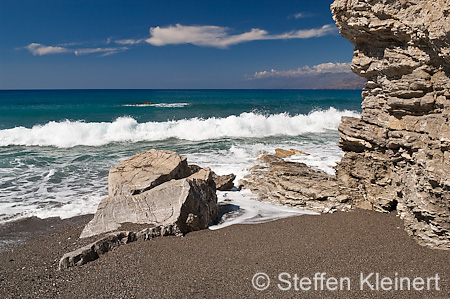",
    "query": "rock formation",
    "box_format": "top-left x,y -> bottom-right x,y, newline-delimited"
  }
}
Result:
212,173 -> 236,191
241,154 -> 351,213
241,1 -> 450,250
186,164 -> 236,191
59,149 -> 236,268
107,149 -> 191,198
274,148 -> 310,158
60,225 -> 179,269
81,150 -> 219,238
60,231 -> 137,269
331,0 -> 450,249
